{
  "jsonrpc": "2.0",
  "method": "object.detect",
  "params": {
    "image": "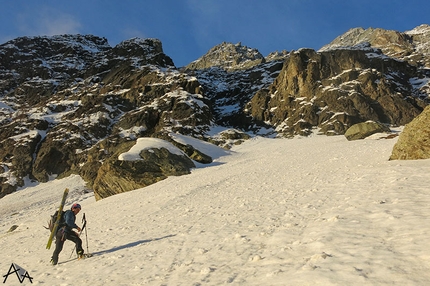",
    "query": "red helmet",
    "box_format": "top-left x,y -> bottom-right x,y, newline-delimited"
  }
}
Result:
72,203 -> 81,210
